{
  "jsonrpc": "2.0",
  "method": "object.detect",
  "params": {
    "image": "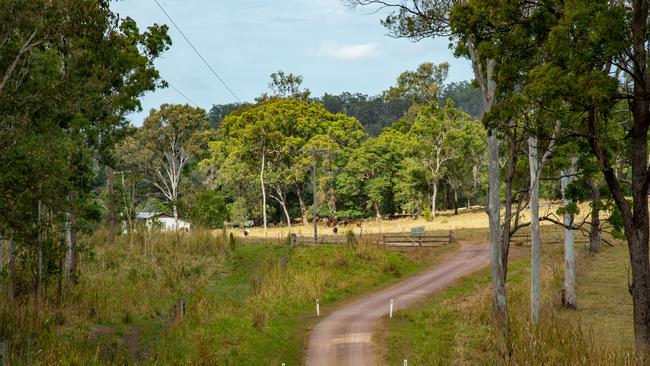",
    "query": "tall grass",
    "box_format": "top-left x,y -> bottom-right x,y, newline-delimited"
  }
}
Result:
0,227 -> 228,365
1,226 -> 448,365
385,246 -> 633,365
